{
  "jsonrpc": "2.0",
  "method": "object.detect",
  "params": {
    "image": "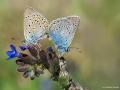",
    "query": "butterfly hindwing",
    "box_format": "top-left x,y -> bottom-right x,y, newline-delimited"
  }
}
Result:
49,16 -> 80,53
24,7 -> 49,44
